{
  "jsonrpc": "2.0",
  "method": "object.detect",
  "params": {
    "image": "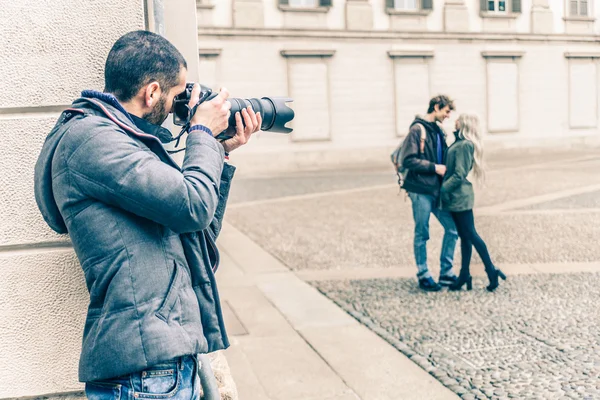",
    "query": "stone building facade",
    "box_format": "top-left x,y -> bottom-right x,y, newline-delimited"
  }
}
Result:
0,0 -> 203,397
195,0 -> 600,171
